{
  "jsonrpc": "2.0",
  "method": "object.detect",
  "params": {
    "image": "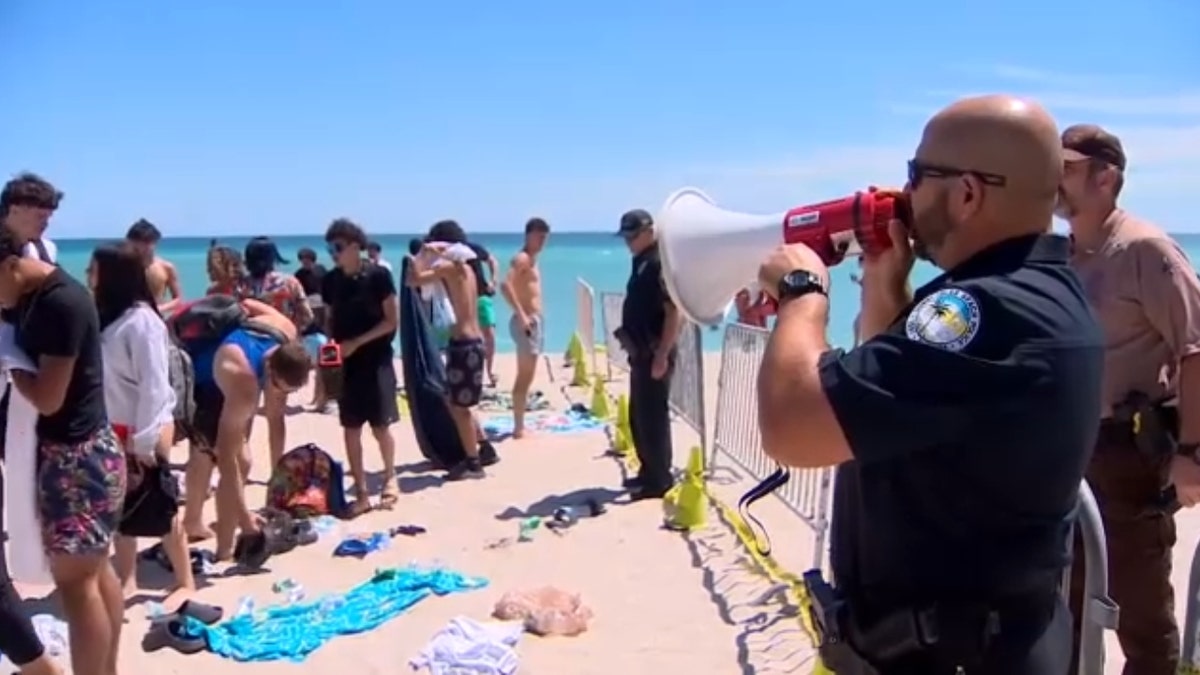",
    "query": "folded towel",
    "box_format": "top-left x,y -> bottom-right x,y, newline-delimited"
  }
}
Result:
5,370 -> 52,584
